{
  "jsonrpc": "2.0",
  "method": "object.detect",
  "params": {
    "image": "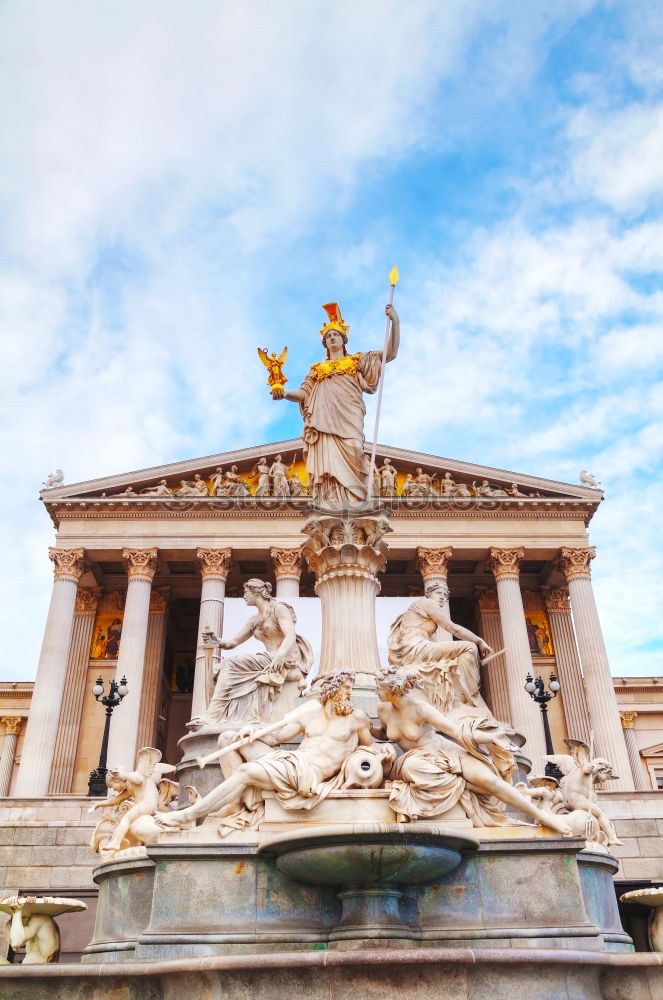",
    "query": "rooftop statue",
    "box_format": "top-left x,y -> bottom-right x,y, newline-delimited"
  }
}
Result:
42,469 -> 64,489
271,301 -> 400,506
